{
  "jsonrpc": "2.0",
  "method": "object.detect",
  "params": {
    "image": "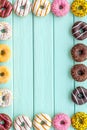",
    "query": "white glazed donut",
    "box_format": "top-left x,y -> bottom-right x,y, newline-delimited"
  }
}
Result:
0,88 -> 12,107
14,0 -> 31,16
33,113 -> 51,130
14,115 -> 32,130
0,22 -> 12,40
32,0 -> 51,16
